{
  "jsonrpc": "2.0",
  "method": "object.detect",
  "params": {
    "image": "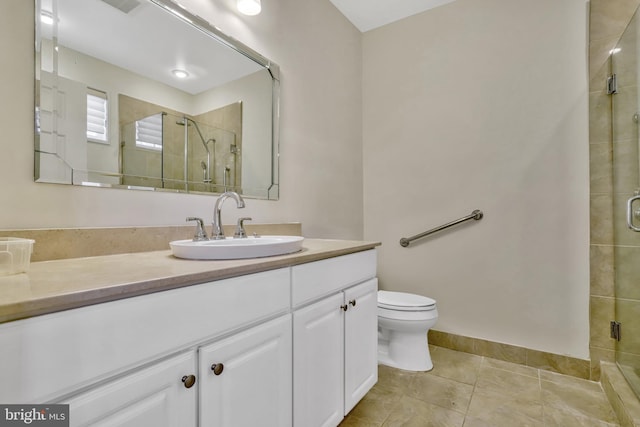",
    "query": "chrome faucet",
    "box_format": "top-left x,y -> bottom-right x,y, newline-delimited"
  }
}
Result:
234,217 -> 252,238
211,191 -> 245,240
186,217 -> 209,241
